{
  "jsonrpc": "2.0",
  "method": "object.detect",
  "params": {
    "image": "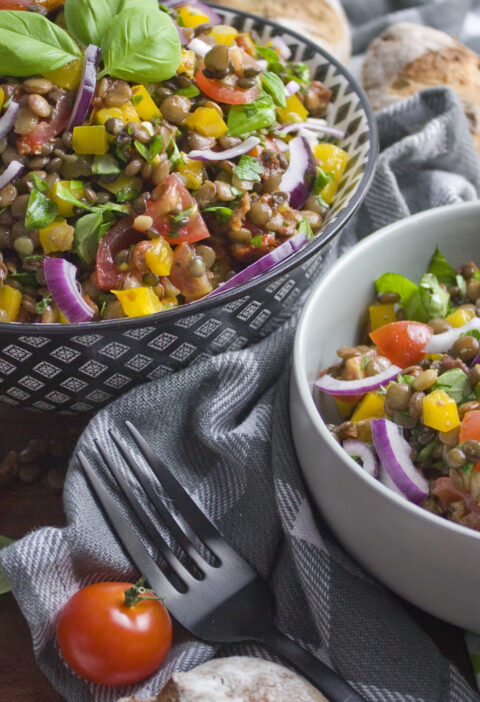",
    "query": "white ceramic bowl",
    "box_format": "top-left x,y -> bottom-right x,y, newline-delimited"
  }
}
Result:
290,200 -> 480,631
